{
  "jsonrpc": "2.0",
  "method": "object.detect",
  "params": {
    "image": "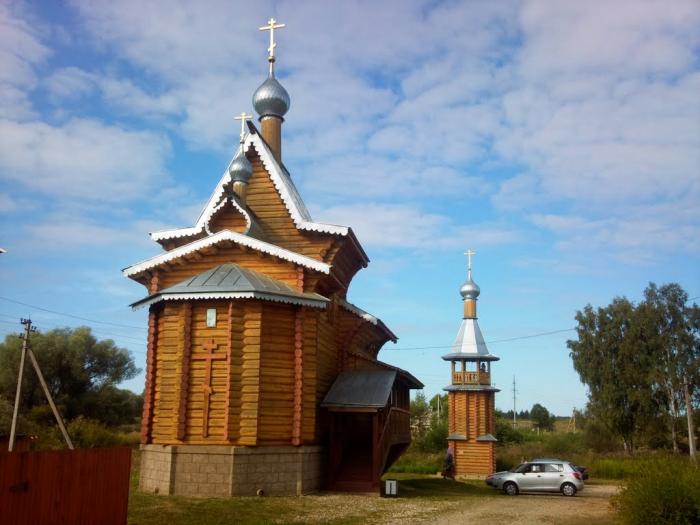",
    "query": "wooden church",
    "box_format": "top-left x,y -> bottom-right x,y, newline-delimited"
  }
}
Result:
443,252 -> 499,477
123,19 -> 422,496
